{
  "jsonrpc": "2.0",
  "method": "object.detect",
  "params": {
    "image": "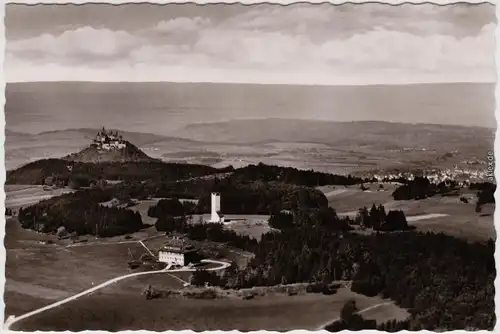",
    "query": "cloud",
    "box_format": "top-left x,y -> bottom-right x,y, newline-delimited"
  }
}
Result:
155,16 -> 211,33
5,5 -> 496,84
316,23 -> 495,71
8,27 -> 140,63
